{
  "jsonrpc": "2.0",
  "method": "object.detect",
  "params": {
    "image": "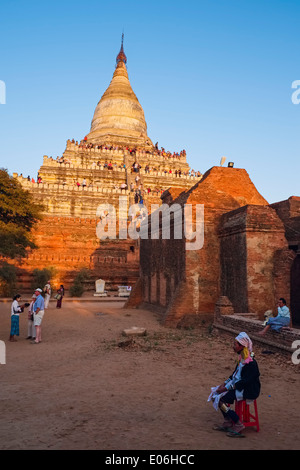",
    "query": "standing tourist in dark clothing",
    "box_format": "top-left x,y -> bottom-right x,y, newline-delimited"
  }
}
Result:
56,285 -> 64,309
